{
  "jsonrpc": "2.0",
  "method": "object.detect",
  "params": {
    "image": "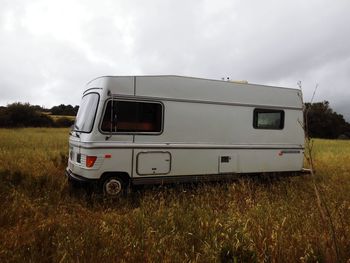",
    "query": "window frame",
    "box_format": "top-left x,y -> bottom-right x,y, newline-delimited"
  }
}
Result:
99,98 -> 164,135
253,108 -> 285,130
73,92 -> 100,133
